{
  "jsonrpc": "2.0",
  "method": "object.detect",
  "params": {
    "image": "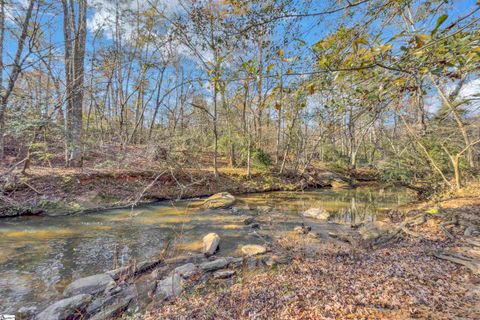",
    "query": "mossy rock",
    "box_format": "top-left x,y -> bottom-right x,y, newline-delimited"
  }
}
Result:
203,192 -> 236,209
331,178 -> 353,189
